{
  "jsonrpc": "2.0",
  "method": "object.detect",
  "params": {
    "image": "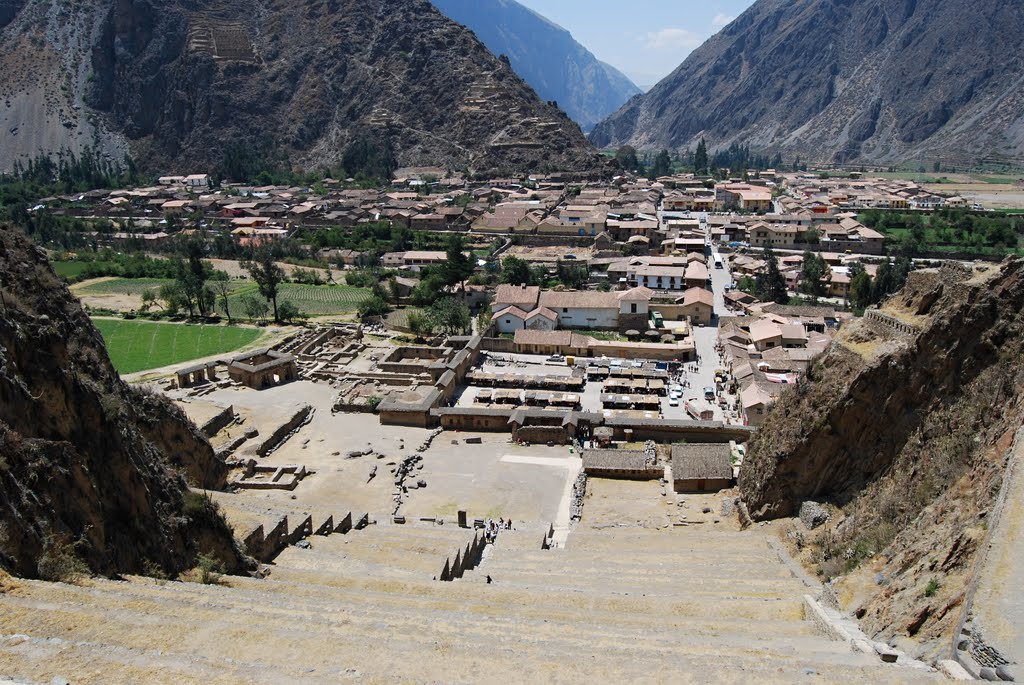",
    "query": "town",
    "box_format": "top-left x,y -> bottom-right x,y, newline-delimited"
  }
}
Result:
0,159 -> 1017,681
